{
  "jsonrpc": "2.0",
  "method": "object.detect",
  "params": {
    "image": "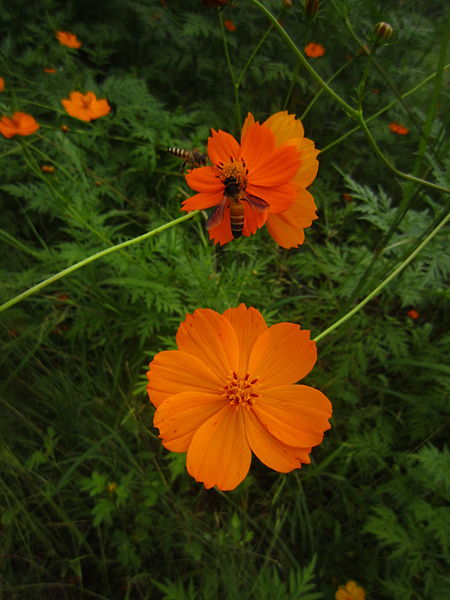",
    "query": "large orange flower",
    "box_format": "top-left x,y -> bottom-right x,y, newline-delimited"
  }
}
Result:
146,304 -> 332,491
0,112 -> 40,138
61,91 -> 111,122
182,111 -> 319,248
56,31 -> 82,49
